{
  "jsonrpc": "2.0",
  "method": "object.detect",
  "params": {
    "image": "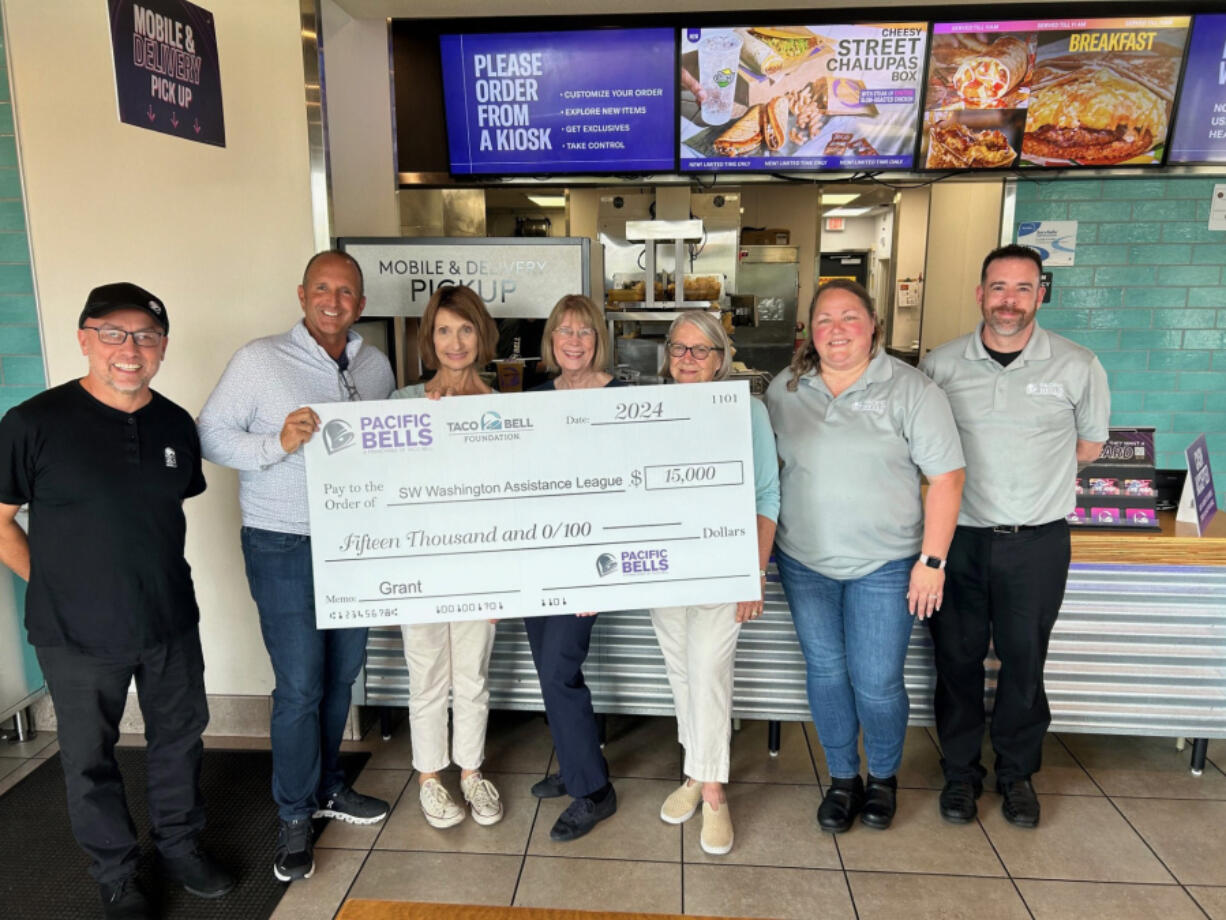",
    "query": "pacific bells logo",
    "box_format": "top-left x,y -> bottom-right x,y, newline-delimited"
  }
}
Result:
322,420 -> 356,454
